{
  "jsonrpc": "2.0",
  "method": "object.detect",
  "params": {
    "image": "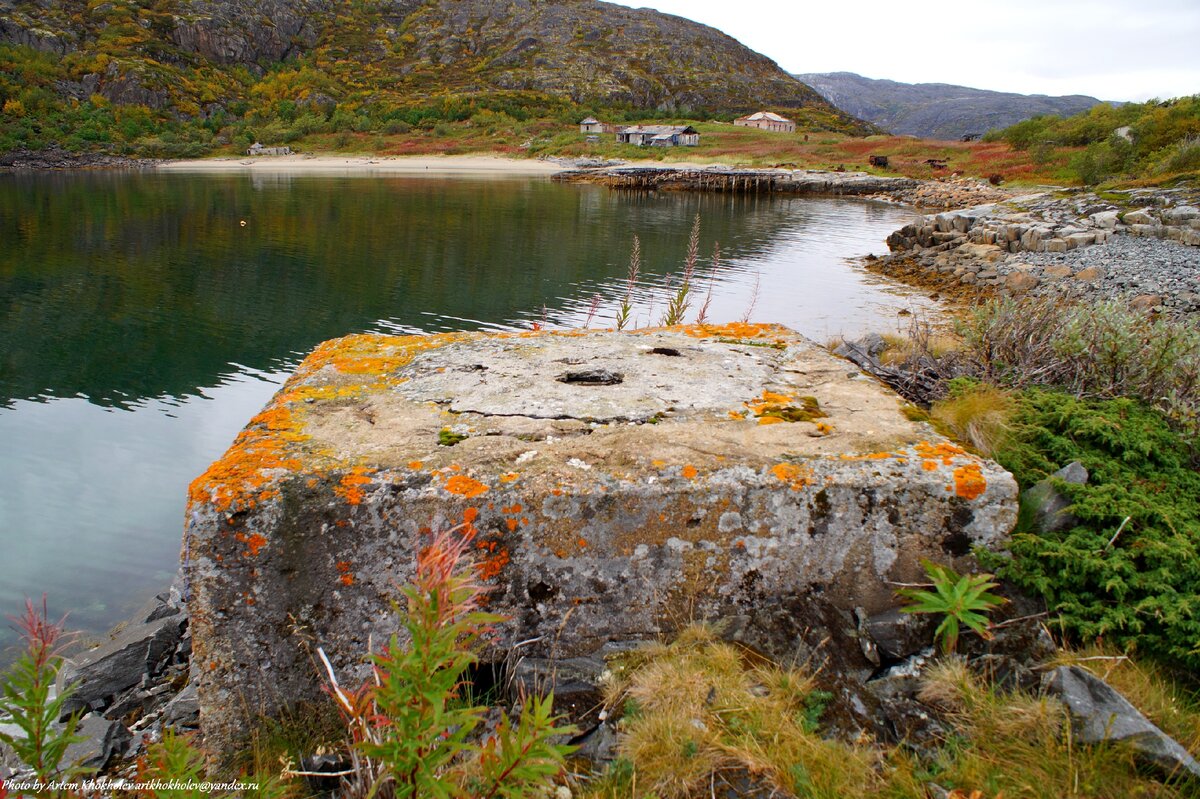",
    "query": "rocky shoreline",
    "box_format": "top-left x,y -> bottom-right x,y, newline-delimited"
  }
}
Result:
0,146 -> 162,170
872,186 -> 1200,316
